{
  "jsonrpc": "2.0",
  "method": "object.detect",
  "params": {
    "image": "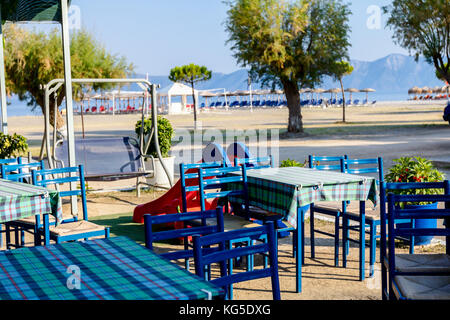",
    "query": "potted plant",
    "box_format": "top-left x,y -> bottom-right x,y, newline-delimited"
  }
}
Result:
135,116 -> 174,189
0,133 -> 28,159
384,156 -> 445,245
280,158 -> 305,168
